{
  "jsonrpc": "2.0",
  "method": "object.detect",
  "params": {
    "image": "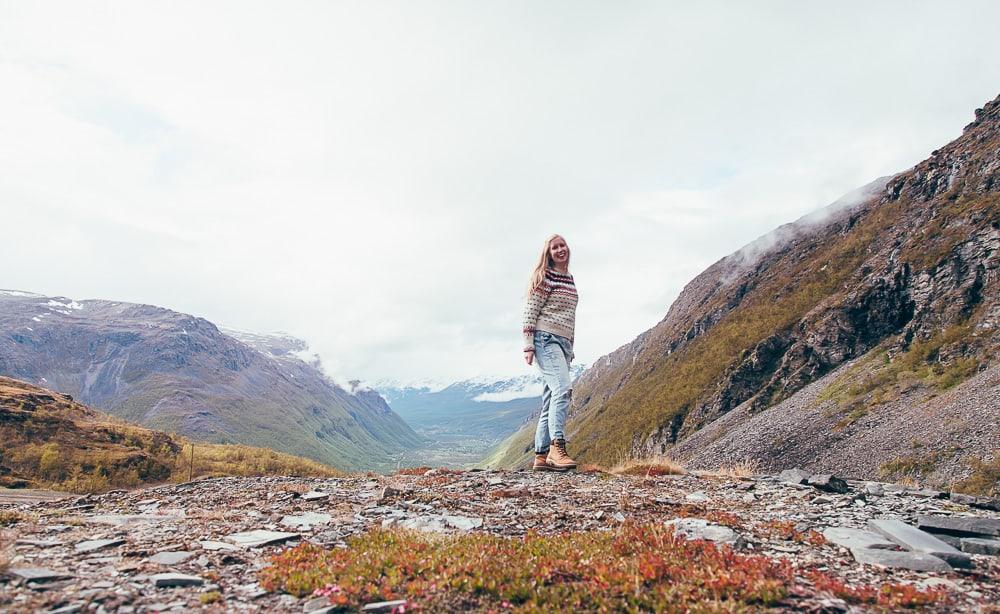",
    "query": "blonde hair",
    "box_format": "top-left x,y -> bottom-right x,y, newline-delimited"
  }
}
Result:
527,234 -> 570,295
